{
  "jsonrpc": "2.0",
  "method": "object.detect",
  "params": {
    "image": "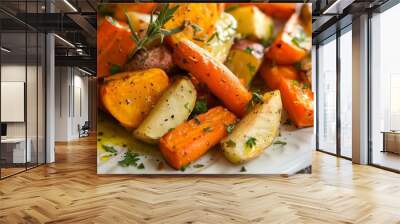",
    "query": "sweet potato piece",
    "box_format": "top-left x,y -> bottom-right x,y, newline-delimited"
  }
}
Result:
260,62 -> 299,90
225,3 -> 295,20
266,14 -> 311,65
164,3 -> 221,47
279,78 -> 314,128
160,106 -> 237,169
100,68 -> 169,129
